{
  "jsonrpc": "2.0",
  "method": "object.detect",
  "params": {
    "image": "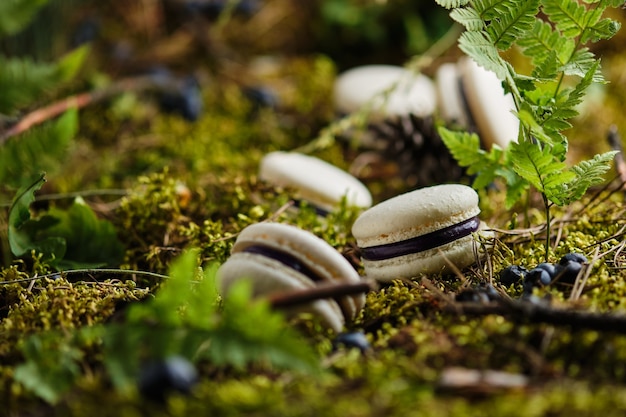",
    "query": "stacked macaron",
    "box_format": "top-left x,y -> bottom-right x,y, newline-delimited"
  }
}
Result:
259,151 -> 372,214
333,65 -> 438,120
352,184 -> 491,281
217,222 -> 365,333
435,57 -> 519,149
